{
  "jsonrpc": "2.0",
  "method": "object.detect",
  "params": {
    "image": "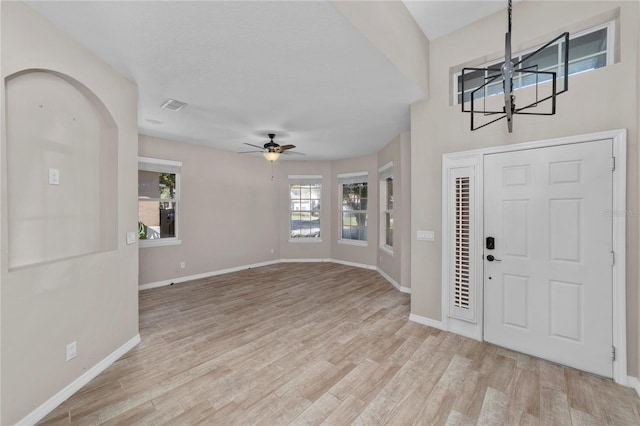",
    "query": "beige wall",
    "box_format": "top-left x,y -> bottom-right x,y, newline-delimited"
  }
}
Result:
637,0 -> 640,386
138,135 -> 281,284
331,154 -> 379,267
377,132 -> 411,287
1,2 -> 139,424
277,160 -> 333,260
139,134 -> 410,282
410,1 -> 640,376
6,71 -> 118,269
